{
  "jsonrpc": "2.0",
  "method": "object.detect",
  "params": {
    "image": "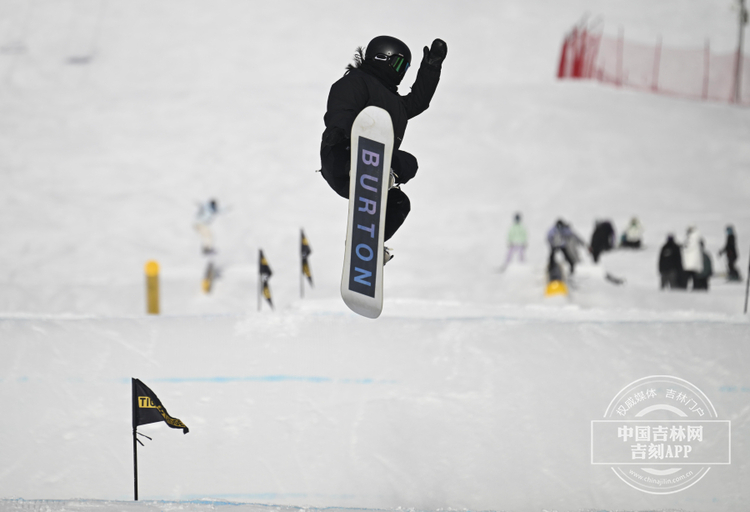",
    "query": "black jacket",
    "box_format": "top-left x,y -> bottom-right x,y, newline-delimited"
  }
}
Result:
322,61 -> 441,151
591,221 -> 615,252
320,59 -> 441,196
659,239 -> 683,274
719,233 -> 738,262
